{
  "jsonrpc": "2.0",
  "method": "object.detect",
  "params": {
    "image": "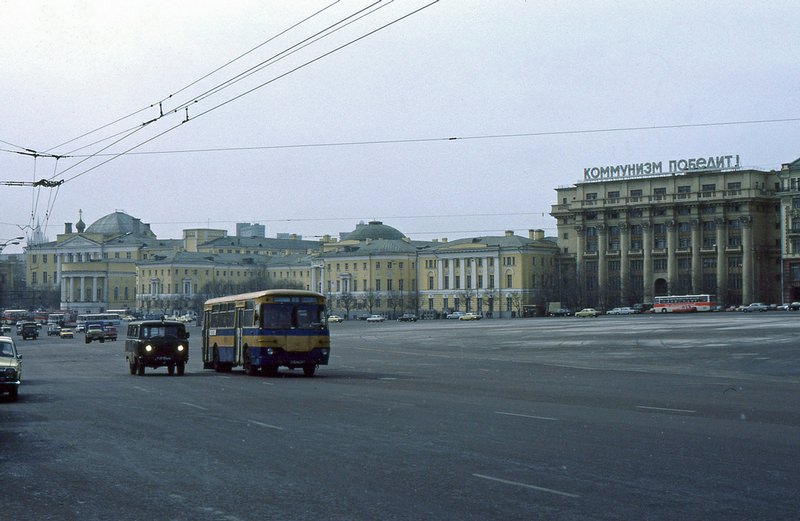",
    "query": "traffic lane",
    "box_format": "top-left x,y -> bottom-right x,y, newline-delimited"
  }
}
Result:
7,321 -> 800,520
